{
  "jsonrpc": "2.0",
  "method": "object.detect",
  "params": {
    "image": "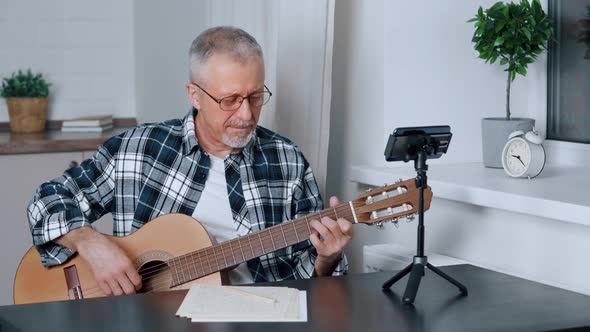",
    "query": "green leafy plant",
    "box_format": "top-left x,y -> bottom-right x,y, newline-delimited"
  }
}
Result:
0,69 -> 50,98
469,0 -> 554,120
